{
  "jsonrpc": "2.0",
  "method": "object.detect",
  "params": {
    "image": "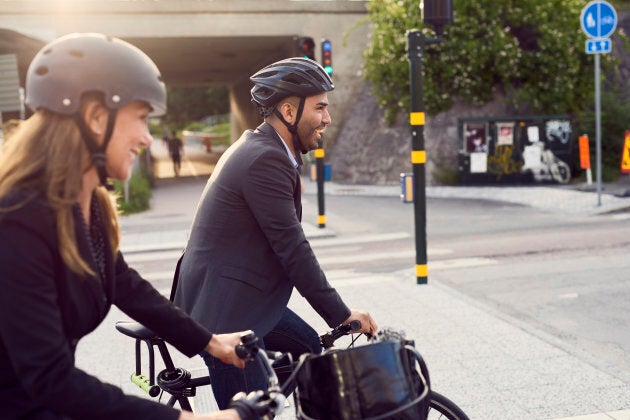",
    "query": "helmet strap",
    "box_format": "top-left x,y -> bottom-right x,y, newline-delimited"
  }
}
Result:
273,97 -> 306,166
73,109 -> 118,190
